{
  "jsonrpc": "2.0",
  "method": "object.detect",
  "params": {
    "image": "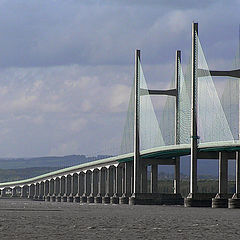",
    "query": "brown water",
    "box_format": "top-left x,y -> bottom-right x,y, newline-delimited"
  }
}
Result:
0,199 -> 239,239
